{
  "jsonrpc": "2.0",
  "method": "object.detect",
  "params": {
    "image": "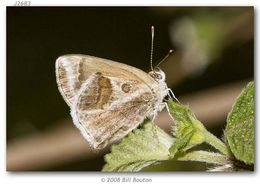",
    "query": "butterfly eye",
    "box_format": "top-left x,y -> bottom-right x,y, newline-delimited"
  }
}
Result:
154,73 -> 163,80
